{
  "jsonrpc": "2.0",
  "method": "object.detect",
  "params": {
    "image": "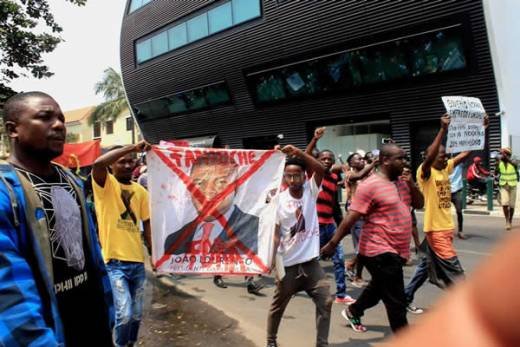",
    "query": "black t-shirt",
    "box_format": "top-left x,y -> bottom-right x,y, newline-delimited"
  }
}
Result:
16,166 -> 112,346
